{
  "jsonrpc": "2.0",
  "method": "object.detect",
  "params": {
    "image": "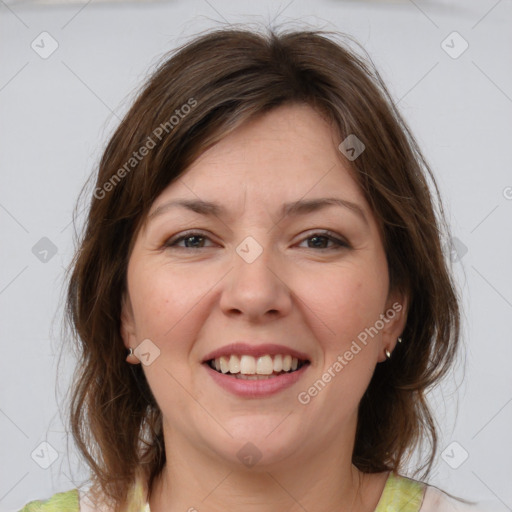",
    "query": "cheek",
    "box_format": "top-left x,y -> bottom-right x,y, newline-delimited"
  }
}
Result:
127,262 -> 220,356
302,271 -> 384,406
300,265 -> 387,349
127,263 -> 188,337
